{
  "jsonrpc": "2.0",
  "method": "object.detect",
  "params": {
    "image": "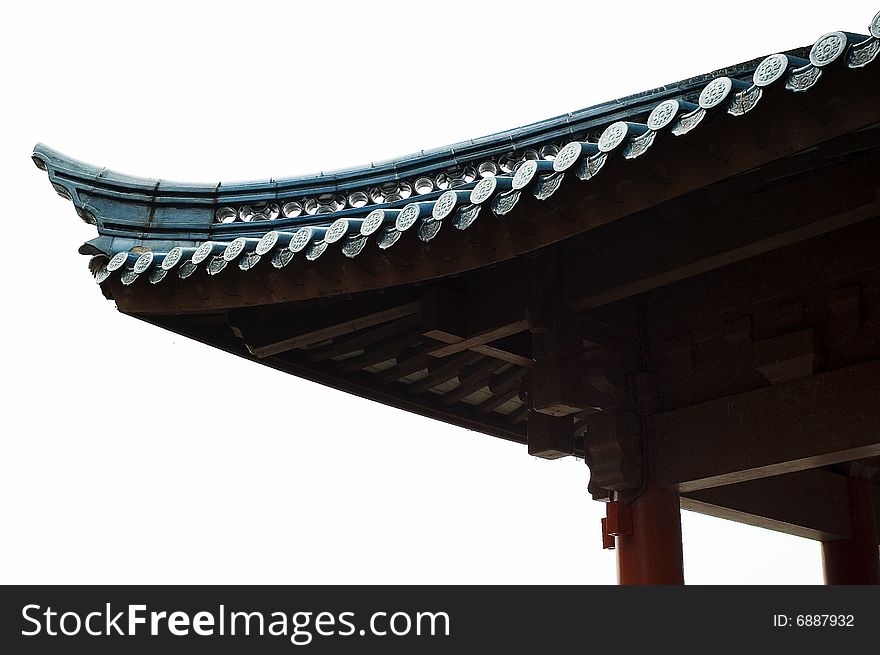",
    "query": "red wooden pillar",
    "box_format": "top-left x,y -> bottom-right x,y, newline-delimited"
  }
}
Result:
615,484 -> 685,585
821,477 -> 879,585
